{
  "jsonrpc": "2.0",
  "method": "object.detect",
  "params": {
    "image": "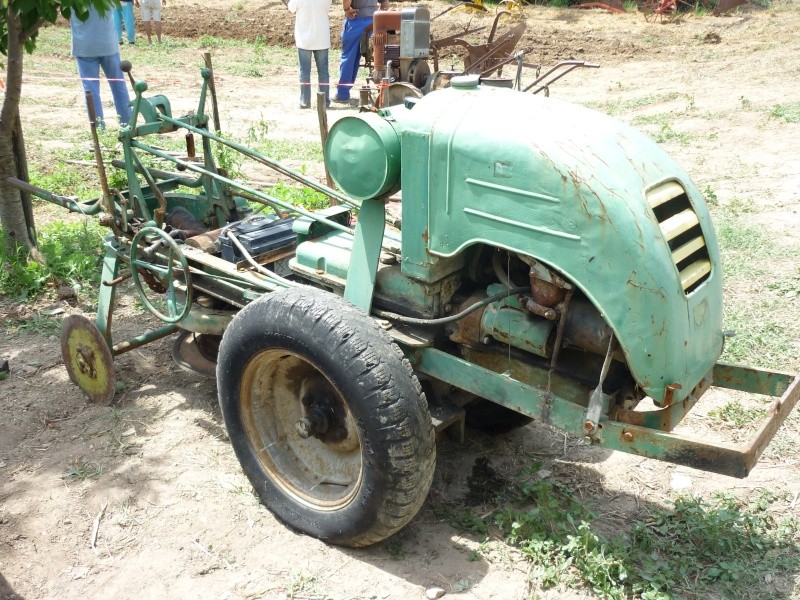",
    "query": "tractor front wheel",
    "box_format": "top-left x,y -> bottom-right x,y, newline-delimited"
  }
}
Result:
217,287 -> 435,547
